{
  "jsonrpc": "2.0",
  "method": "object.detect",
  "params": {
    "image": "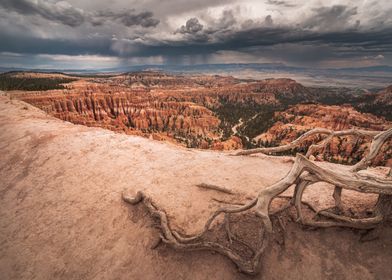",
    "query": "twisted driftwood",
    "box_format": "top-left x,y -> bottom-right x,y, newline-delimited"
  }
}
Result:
123,128 -> 392,275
